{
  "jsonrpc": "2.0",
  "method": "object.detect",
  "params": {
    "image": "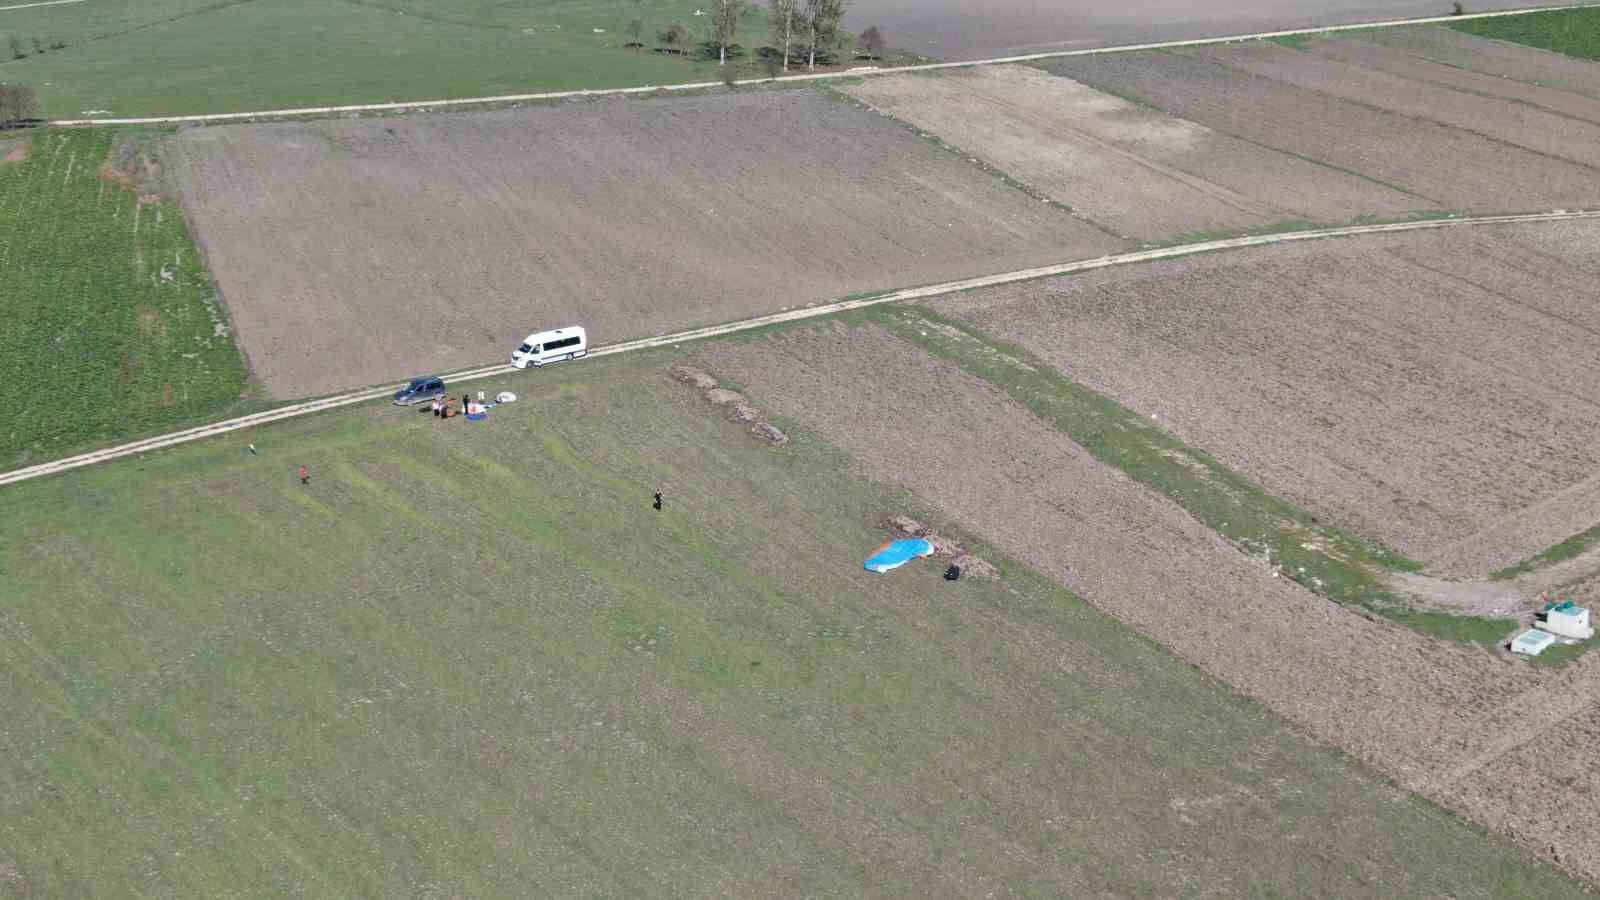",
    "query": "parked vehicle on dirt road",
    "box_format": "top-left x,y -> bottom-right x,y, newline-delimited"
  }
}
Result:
393,376 -> 447,406
512,326 -> 587,369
